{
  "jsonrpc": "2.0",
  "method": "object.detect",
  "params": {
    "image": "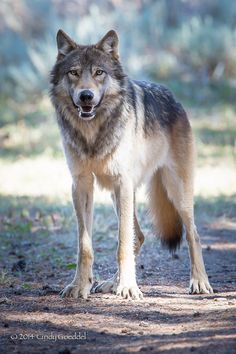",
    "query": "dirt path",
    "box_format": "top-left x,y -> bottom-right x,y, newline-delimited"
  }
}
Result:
0,205 -> 236,353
